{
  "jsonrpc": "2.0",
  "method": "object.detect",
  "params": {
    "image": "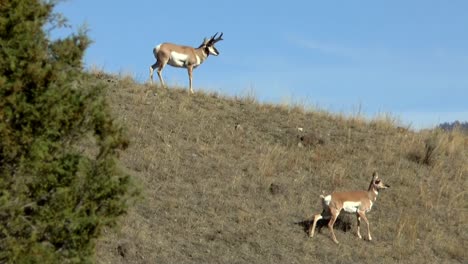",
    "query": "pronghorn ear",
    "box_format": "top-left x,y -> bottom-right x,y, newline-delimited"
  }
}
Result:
372,171 -> 379,180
